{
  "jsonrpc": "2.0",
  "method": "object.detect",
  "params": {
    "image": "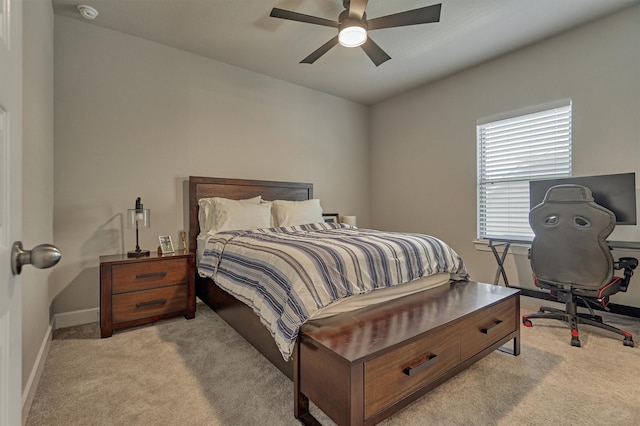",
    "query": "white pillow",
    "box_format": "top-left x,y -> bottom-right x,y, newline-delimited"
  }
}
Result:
198,196 -> 261,234
208,198 -> 271,234
271,199 -> 323,227
261,200 -> 275,227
